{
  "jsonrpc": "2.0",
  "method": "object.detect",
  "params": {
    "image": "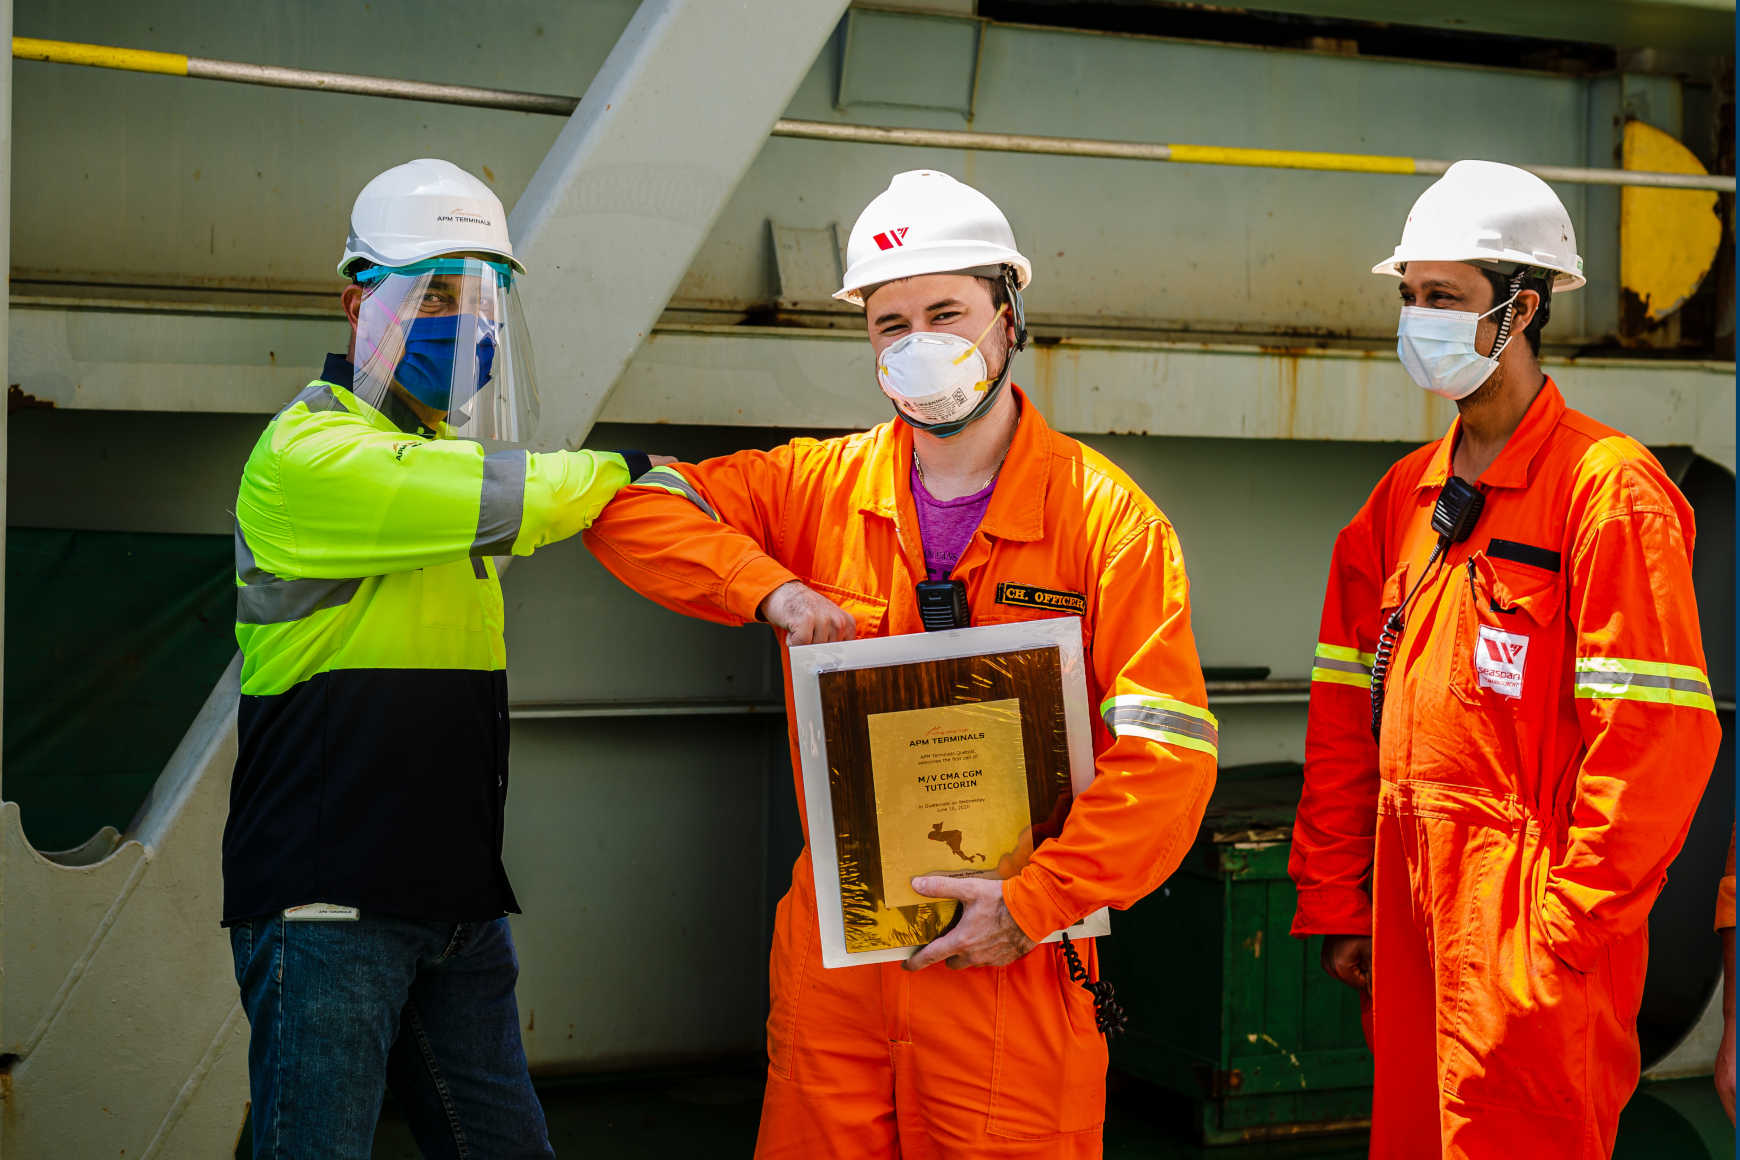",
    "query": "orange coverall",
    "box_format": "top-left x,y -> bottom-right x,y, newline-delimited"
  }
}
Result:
1289,379 -> 1721,1157
585,389 -> 1217,1158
